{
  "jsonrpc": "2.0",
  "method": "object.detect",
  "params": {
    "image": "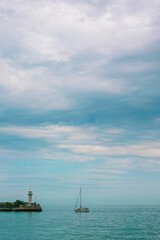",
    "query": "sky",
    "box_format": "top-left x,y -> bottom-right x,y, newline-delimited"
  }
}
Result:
0,0 -> 160,205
